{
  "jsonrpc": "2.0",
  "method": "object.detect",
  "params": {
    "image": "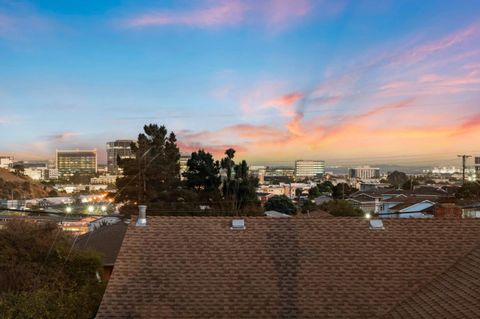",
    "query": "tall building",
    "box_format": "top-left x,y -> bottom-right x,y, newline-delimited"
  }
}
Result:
475,157 -> 480,181
56,150 -> 97,177
294,160 -> 325,178
349,166 -> 380,180
179,154 -> 190,180
106,140 -> 135,174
